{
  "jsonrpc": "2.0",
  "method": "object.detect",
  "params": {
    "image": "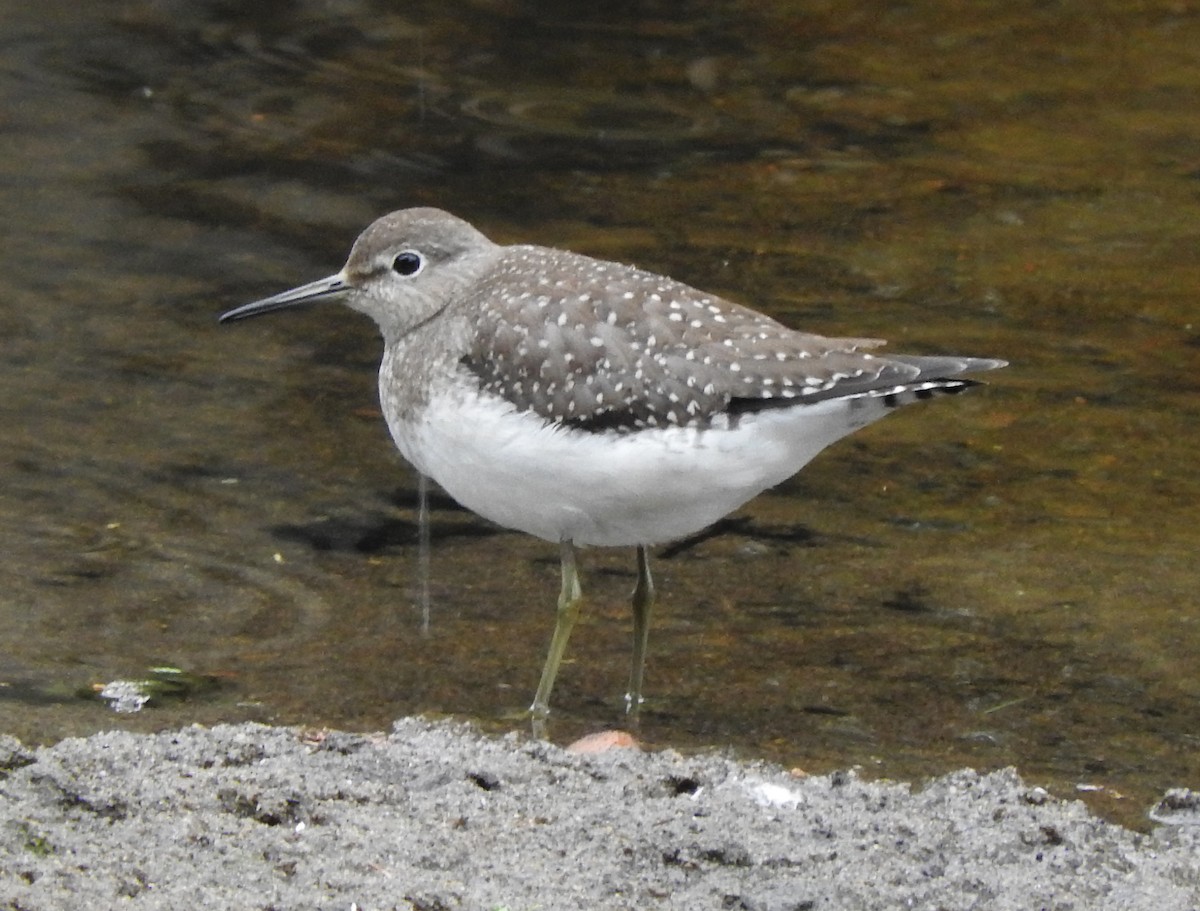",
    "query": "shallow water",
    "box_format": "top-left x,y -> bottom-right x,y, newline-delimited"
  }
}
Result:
1,0 -> 1197,830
